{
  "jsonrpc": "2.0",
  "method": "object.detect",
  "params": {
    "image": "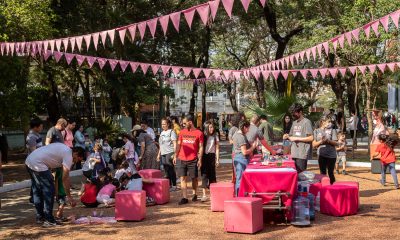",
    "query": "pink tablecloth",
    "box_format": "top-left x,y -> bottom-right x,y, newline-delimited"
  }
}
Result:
247,160 -> 296,169
238,167 -> 298,207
